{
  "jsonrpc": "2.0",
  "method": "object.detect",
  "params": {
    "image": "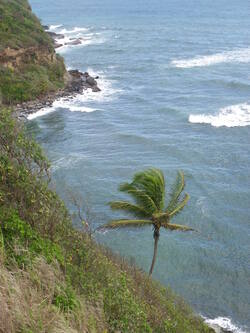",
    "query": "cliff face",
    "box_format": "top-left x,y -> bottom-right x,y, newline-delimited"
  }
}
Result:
0,46 -> 59,70
0,0 -> 66,105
